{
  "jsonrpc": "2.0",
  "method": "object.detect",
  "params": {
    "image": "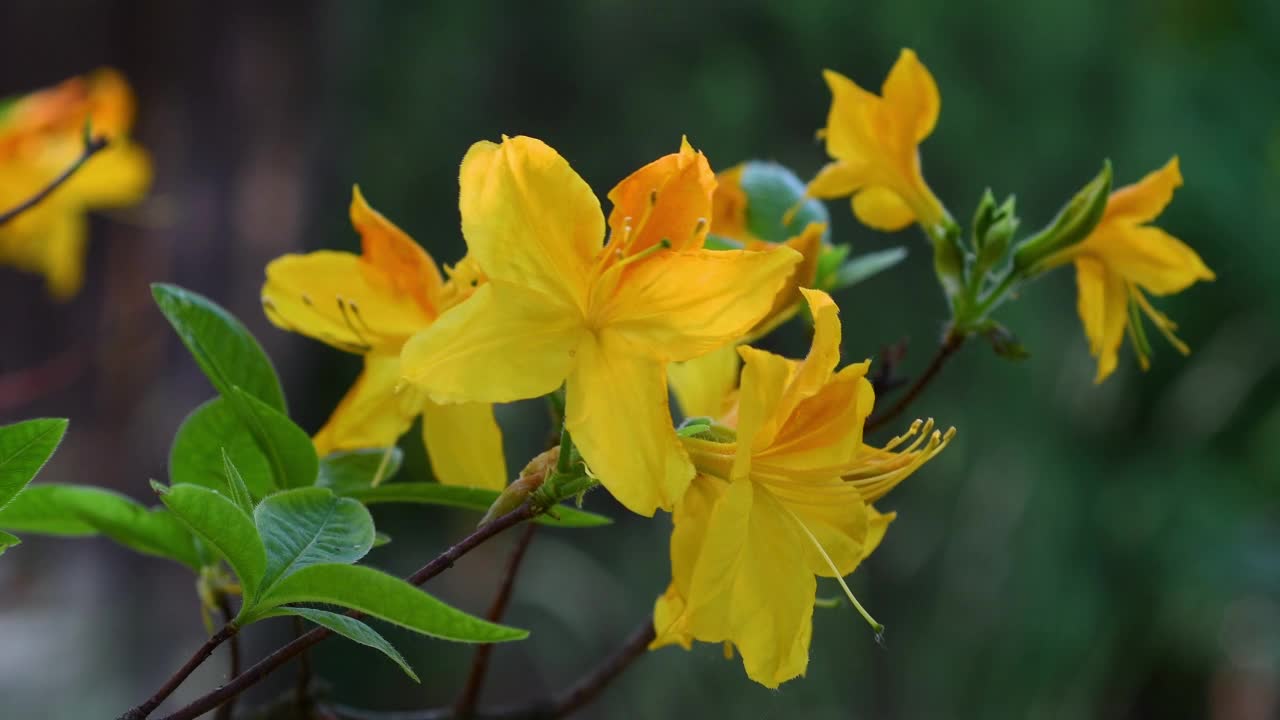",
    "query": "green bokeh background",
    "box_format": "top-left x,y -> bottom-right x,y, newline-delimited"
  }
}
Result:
0,1 -> 1277,718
